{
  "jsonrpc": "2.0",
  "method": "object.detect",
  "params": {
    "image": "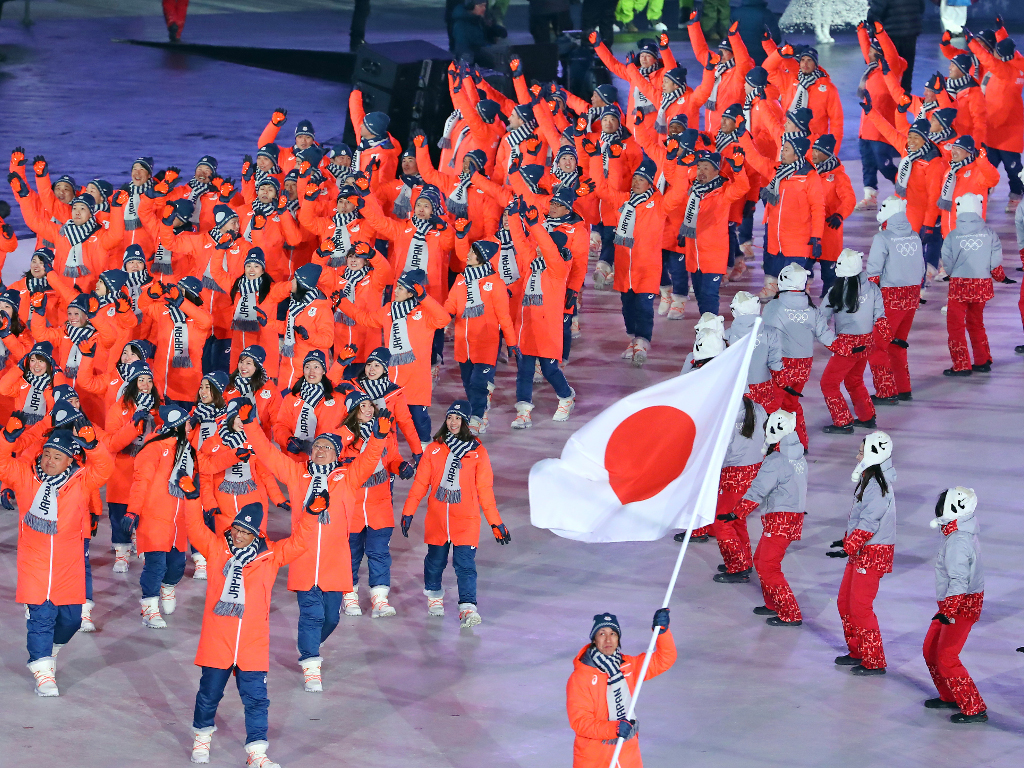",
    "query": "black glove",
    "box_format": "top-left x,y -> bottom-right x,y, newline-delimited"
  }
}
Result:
286,436 -> 304,454
372,407 -> 393,438
279,500 -> 291,512
3,415 -> 26,443
782,386 -> 804,398
294,325 -> 309,340
235,446 -> 252,462
826,213 -> 843,230
8,172 -> 29,198
398,461 -> 415,480
121,511 -> 140,538
401,514 -> 413,537
826,549 -> 848,558
255,306 -> 268,327
717,512 -> 739,522
564,288 -> 578,311
851,345 -> 867,354
506,345 -> 520,359
652,607 -> 670,634
933,613 -> 953,625
0,487 -> 15,510
132,409 -> 150,426
809,237 -> 822,259
203,508 -> 218,532
859,94 -> 872,114
411,453 -> 422,468
491,523 -> 511,545
616,719 -> 635,740
175,469 -> 200,500
1,223 -> 13,240
890,338 -> 909,349
241,154 -> 255,181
